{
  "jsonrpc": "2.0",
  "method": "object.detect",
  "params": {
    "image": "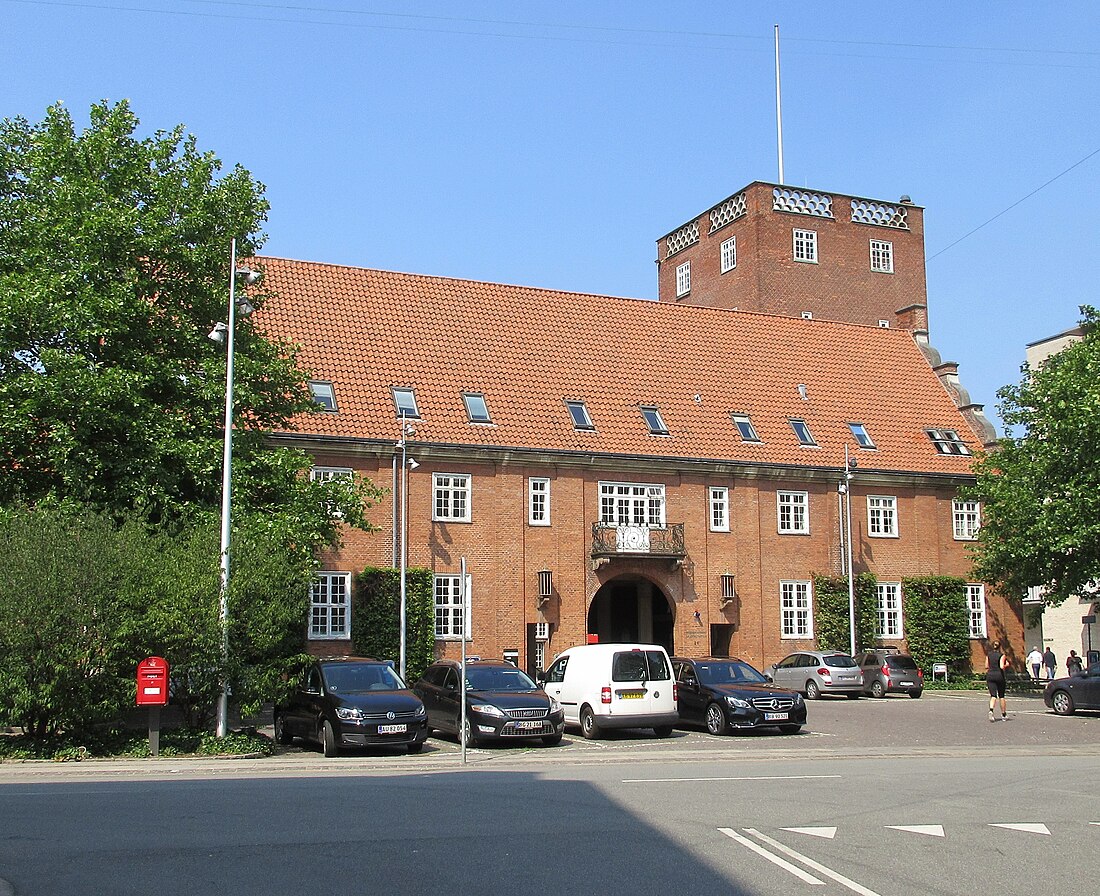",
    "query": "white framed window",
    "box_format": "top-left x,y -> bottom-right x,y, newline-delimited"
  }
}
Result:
731,413 -> 761,442
599,482 -> 666,527
310,572 -> 350,639
870,239 -> 894,273
529,477 -> 550,526
720,236 -> 737,273
848,422 -> 875,449
566,400 -> 595,430
392,387 -> 419,418
793,228 -> 818,263
640,405 -> 669,435
310,466 -> 353,519
953,499 -> 981,540
462,392 -> 491,423
709,487 -> 729,532
781,580 -> 813,638
789,418 -> 817,446
967,584 -> 987,639
434,573 -> 472,640
433,473 -> 471,522
308,381 -> 337,411
927,429 -> 971,456
676,261 -> 691,297
876,582 -> 903,639
777,490 -> 809,534
867,495 -> 898,537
